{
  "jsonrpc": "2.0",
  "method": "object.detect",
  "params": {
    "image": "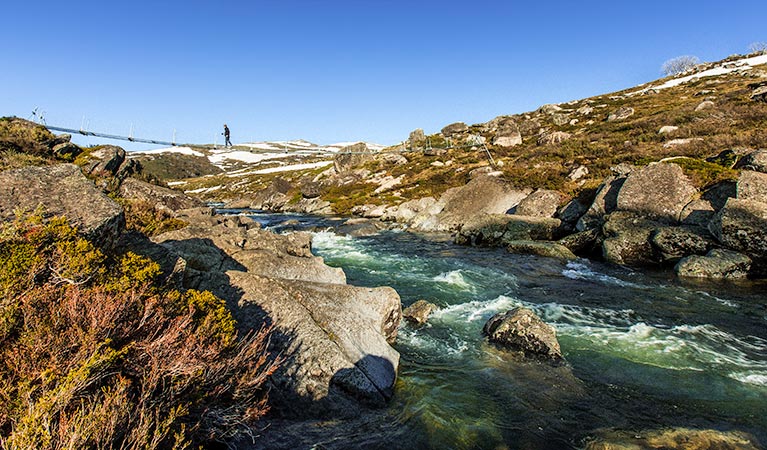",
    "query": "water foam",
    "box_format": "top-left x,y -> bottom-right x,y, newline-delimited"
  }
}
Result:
432,295 -> 518,323
562,261 -> 643,288
433,270 -> 476,292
